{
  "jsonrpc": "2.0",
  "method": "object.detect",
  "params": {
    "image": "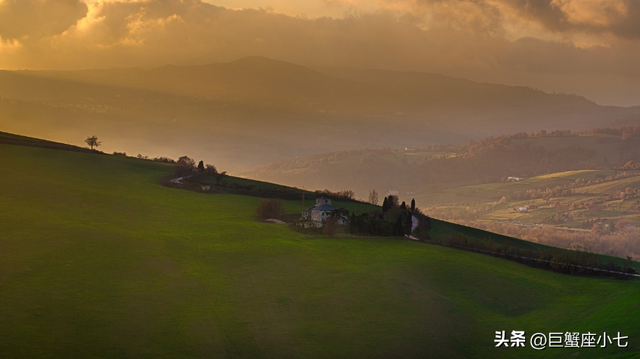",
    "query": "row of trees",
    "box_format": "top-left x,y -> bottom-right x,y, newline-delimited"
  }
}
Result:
448,219 -> 640,260
438,233 -> 636,278
314,189 -> 356,201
